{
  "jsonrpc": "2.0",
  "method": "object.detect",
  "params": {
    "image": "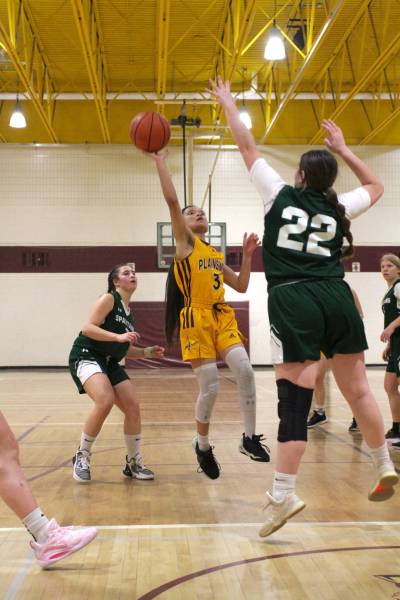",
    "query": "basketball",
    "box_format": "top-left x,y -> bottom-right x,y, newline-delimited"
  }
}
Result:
129,111 -> 171,153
